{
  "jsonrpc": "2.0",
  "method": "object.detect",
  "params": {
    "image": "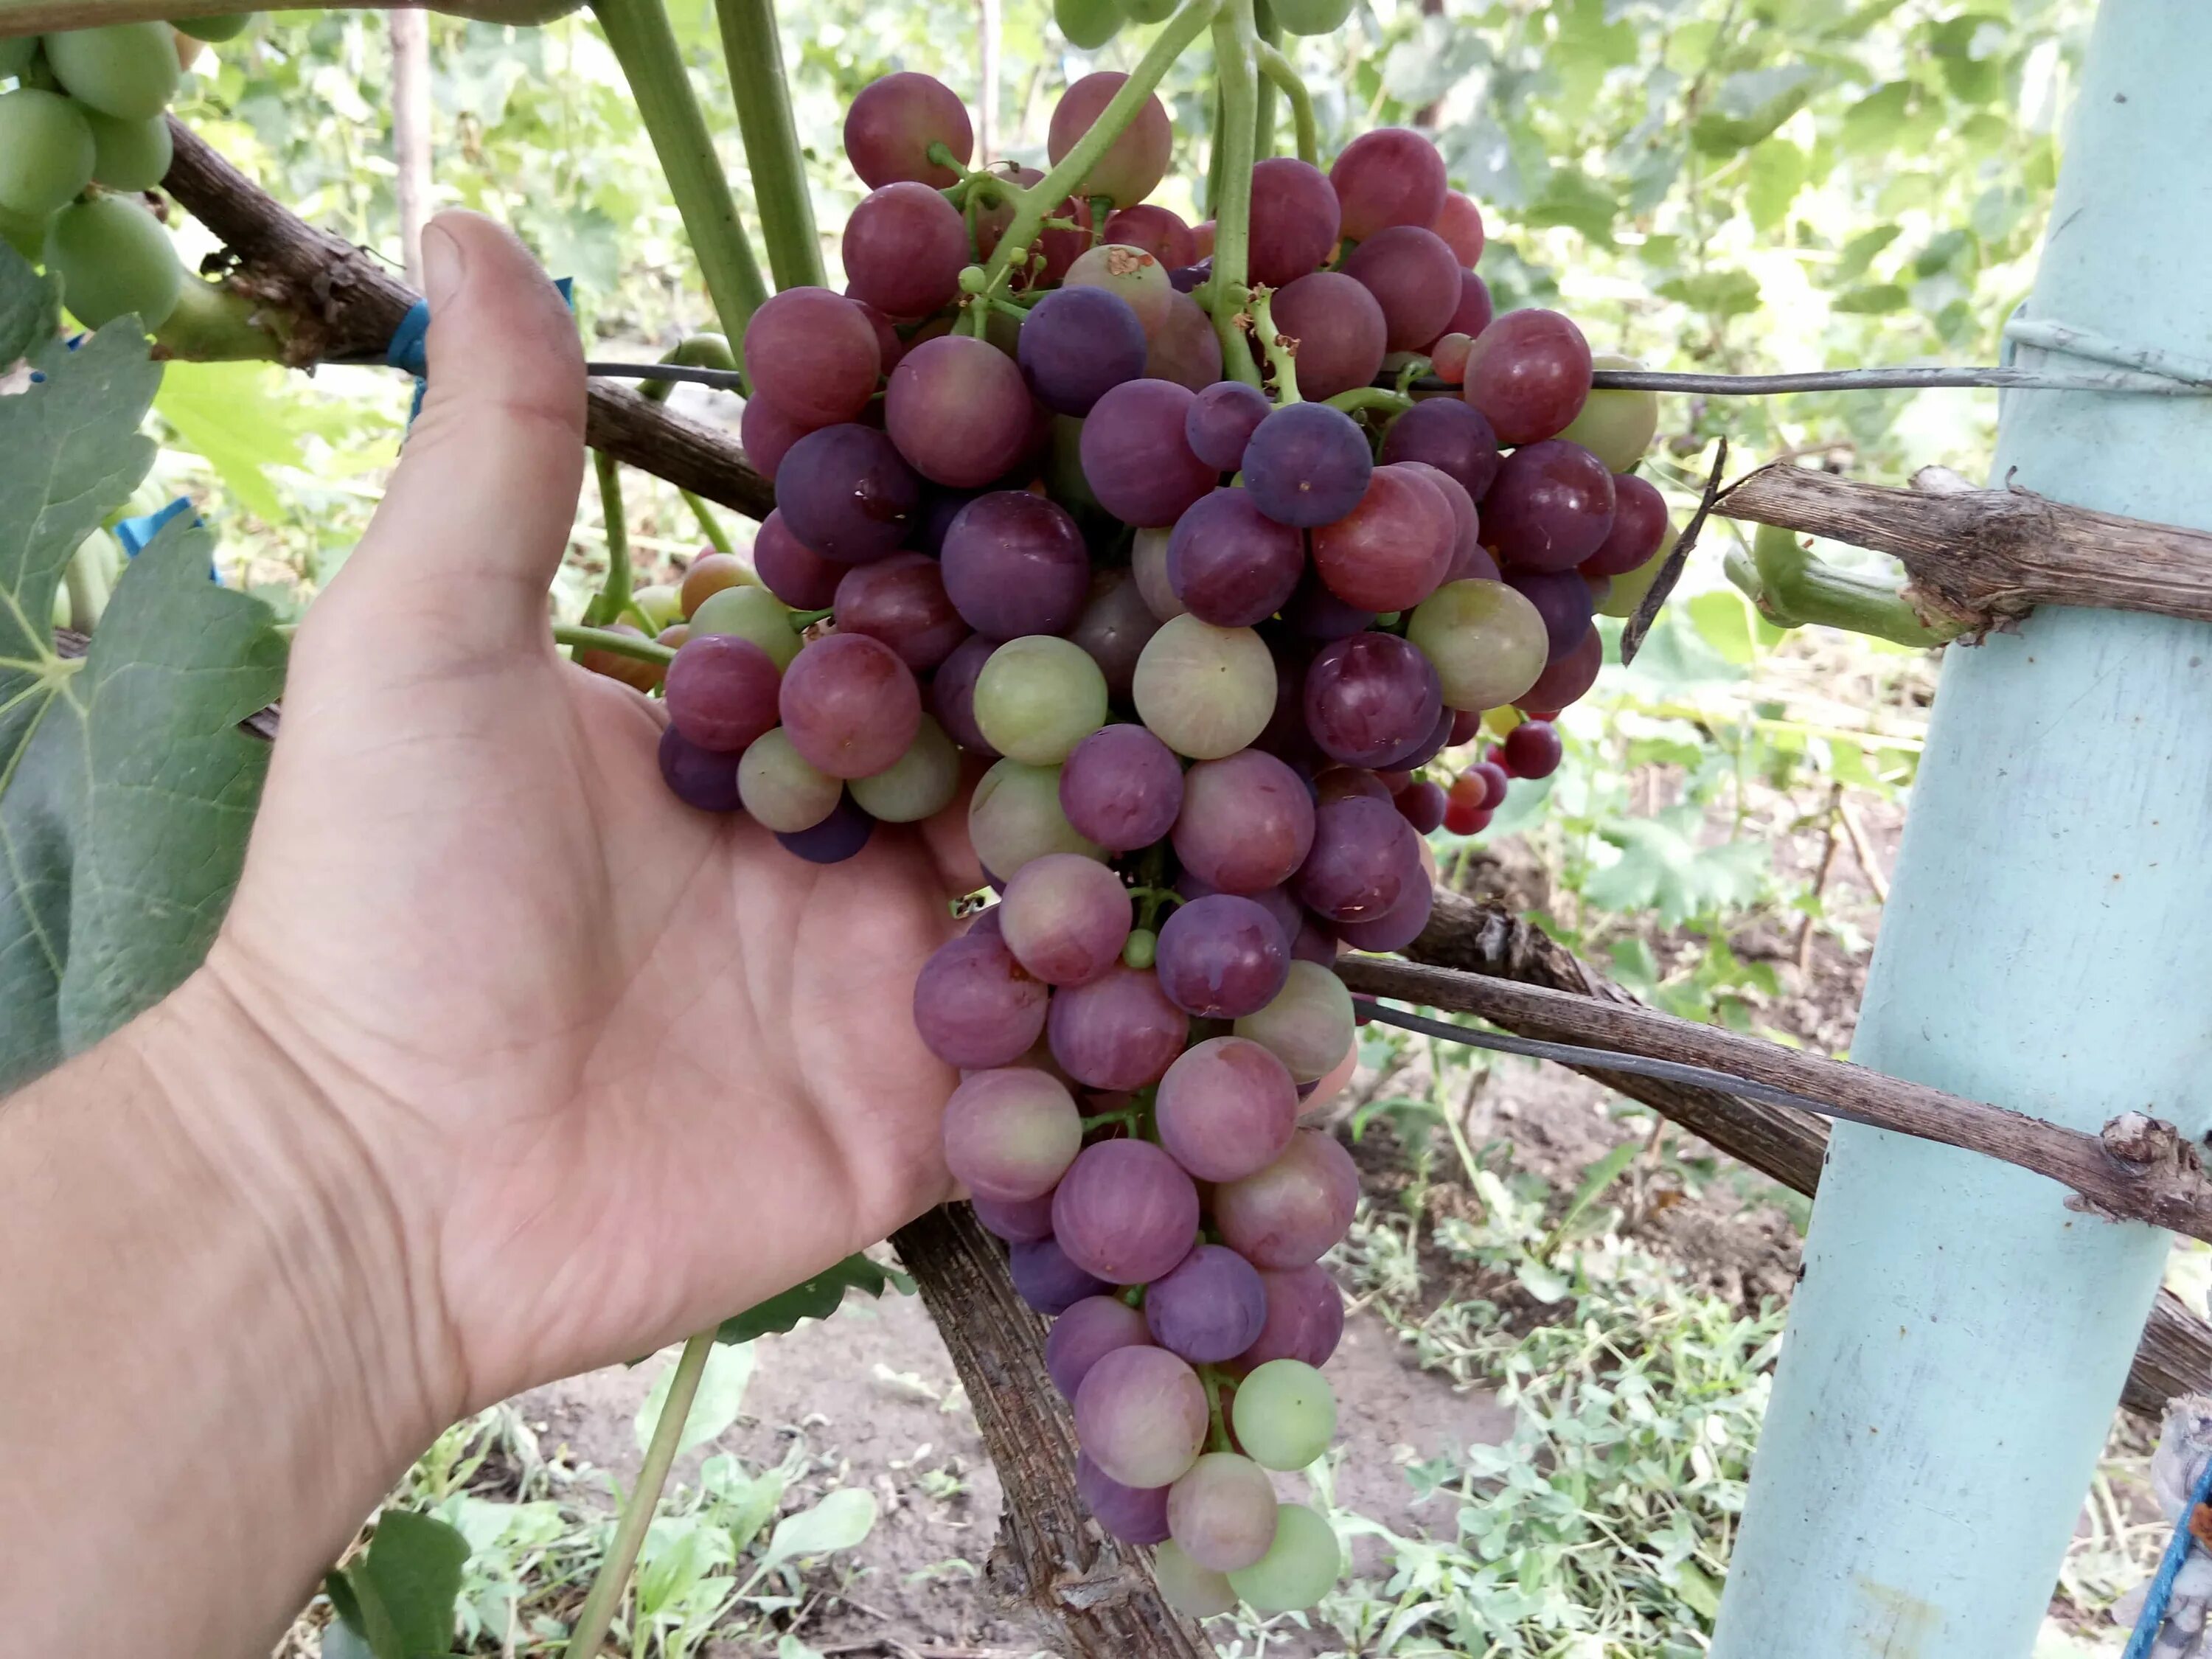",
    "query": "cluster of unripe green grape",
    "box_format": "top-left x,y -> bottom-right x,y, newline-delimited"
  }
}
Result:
587,46 -> 1674,1620
0,15 -> 248,329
